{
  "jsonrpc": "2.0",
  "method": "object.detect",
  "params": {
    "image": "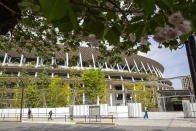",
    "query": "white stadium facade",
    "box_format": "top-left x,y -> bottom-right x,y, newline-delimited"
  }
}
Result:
0,47 -> 173,107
